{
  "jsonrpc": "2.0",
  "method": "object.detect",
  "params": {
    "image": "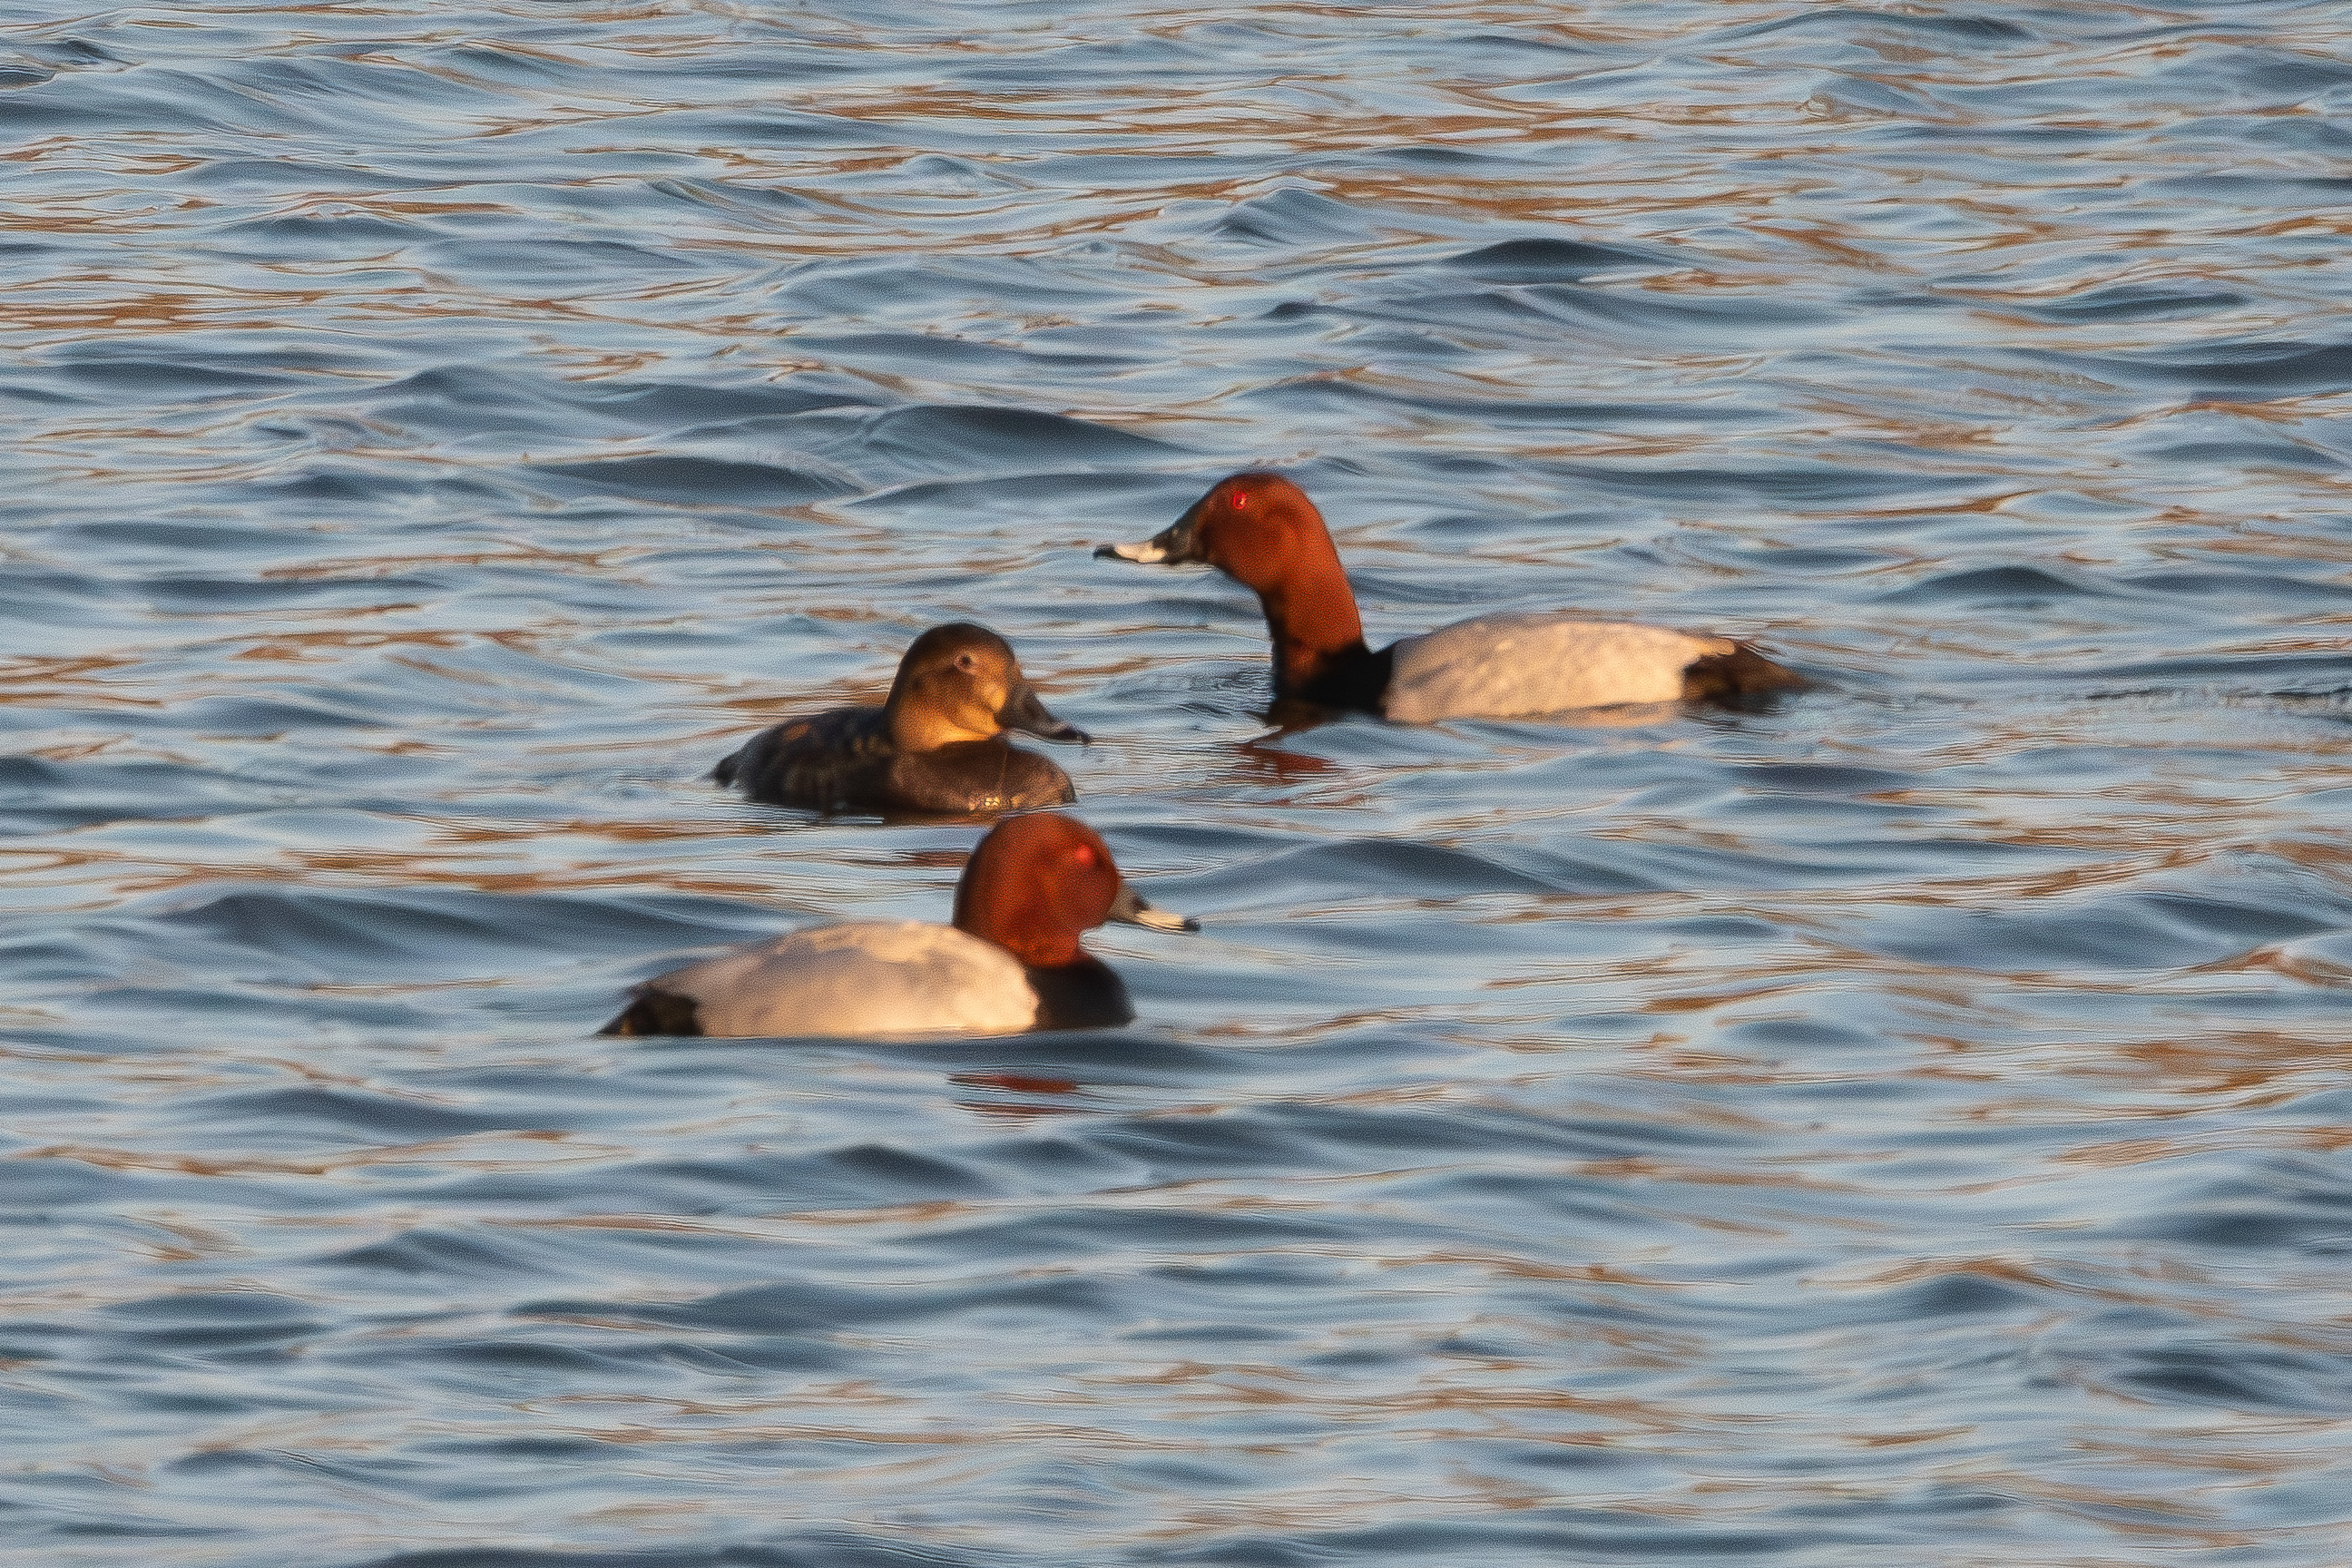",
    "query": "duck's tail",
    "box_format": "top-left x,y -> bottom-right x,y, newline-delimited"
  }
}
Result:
1682,643 -> 1808,708
599,986 -> 705,1037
